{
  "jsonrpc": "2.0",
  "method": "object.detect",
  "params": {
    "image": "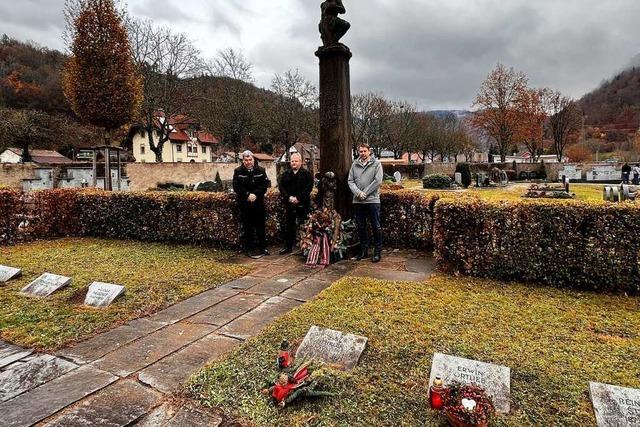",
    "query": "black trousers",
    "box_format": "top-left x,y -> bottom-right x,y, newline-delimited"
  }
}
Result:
355,203 -> 383,255
239,202 -> 266,251
284,205 -> 309,249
